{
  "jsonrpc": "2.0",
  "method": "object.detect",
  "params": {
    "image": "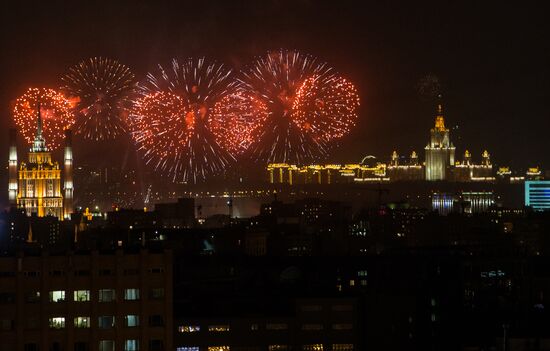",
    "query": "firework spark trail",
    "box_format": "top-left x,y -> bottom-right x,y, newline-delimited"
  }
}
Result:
61,57 -> 136,140
13,87 -> 75,150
